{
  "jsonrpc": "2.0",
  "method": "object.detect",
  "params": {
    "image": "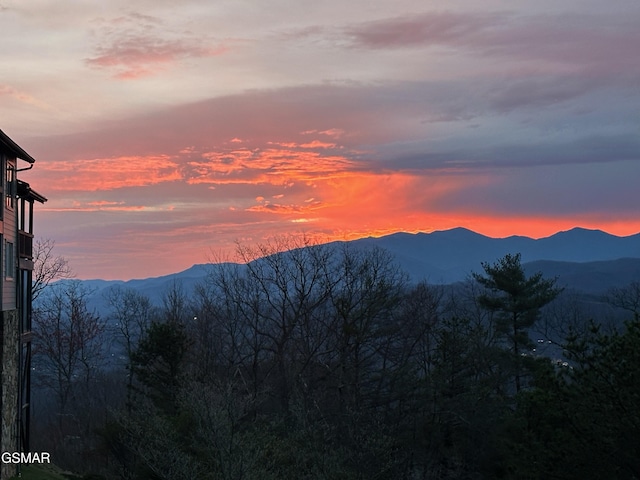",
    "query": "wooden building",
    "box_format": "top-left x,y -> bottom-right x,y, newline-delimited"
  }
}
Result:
0,130 -> 46,479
